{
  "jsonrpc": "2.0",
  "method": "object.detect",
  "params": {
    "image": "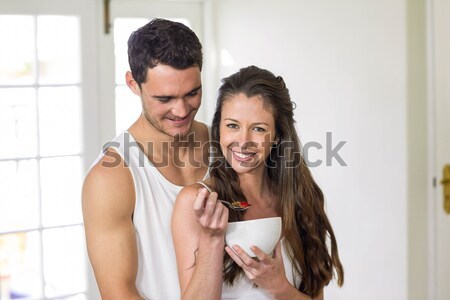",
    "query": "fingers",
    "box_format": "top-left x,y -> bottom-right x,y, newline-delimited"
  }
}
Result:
193,188 -> 228,229
208,198 -> 224,228
219,203 -> 229,227
250,246 -> 272,265
273,240 -> 283,262
203,191 -> 219,223
227,242 -> 287,289
226,245 -> 259,281
193,188 -> 209,218
225,246 -> 246,268
230,245 -> 260,269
